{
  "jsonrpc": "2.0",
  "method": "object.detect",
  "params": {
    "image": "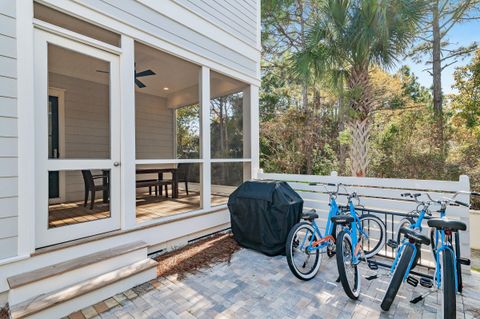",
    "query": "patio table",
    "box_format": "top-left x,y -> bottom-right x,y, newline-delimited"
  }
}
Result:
100,168 -> 179,202
136,168 -> 179,199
